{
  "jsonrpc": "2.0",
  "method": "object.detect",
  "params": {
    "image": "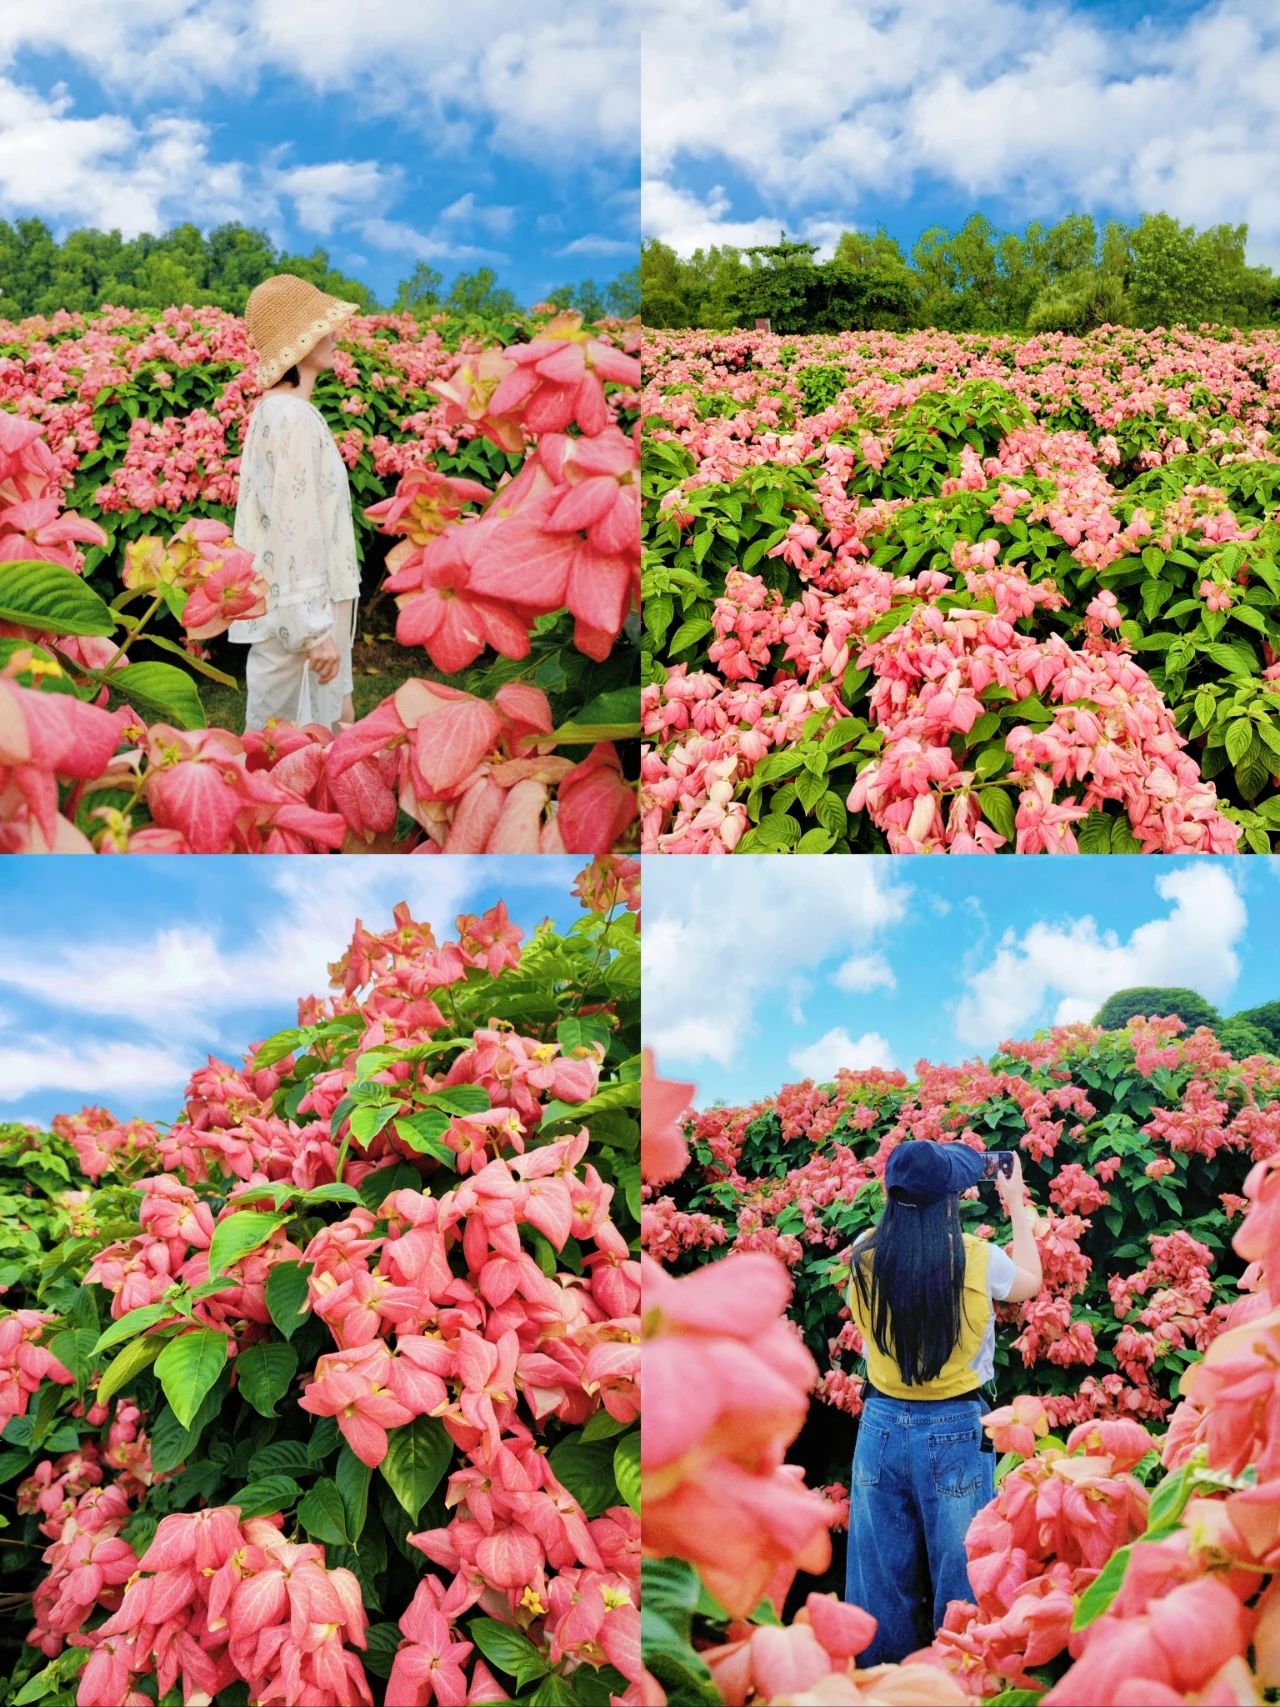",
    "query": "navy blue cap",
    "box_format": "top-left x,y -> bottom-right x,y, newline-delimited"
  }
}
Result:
884,1140 -> 986,1206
